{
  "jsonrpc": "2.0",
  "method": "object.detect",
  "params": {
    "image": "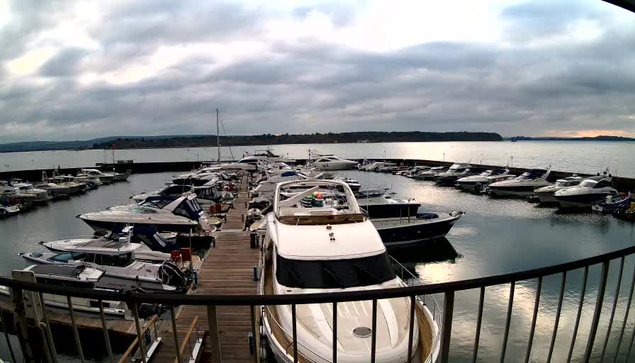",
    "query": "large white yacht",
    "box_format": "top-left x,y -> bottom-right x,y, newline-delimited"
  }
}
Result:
79,194 -> 209,233
455,169 -> 514,191
554,176 -> 618,208
488,169 -> 551,197
434,163 -> 472,185
310,152 -> 359,170
534,176 -> 583,204
259,180 -> 439,363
